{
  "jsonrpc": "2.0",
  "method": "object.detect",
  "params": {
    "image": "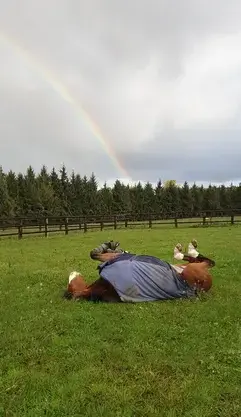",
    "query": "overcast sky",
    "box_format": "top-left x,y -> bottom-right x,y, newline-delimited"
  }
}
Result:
0,0 -> 241,187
